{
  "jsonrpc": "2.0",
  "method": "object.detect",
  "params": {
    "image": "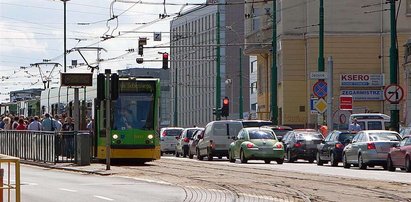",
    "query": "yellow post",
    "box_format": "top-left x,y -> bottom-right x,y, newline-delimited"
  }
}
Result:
0,168 -> 3,202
